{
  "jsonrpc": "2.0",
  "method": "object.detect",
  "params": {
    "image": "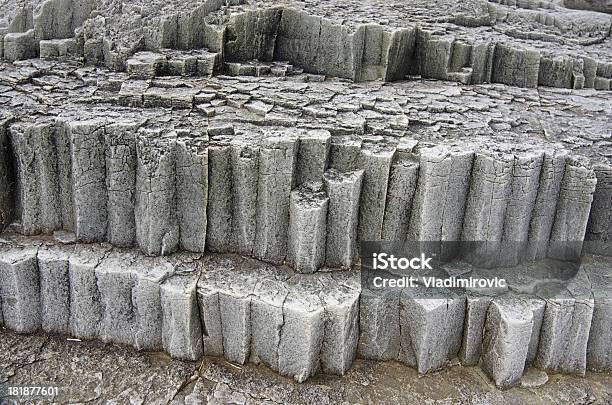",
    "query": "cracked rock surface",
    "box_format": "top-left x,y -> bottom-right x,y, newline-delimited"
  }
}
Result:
1,327 -> 611,404
0,0 -> 611,395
